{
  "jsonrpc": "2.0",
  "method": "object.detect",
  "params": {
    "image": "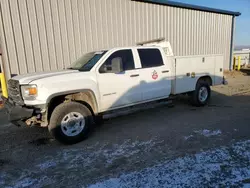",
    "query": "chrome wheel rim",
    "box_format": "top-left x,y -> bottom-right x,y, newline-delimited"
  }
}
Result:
198,86 -> 208,102
61,112 -> 85,137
